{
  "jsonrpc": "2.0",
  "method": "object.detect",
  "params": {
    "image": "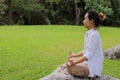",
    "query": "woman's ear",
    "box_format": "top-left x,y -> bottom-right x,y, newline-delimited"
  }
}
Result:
90,19 -> 94,24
